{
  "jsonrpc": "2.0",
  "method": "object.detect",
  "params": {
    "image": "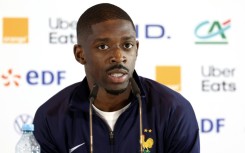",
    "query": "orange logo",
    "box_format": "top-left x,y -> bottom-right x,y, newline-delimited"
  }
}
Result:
2,18 -> 28,43
156,66 -> 181,91
1,69 -> 21,86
